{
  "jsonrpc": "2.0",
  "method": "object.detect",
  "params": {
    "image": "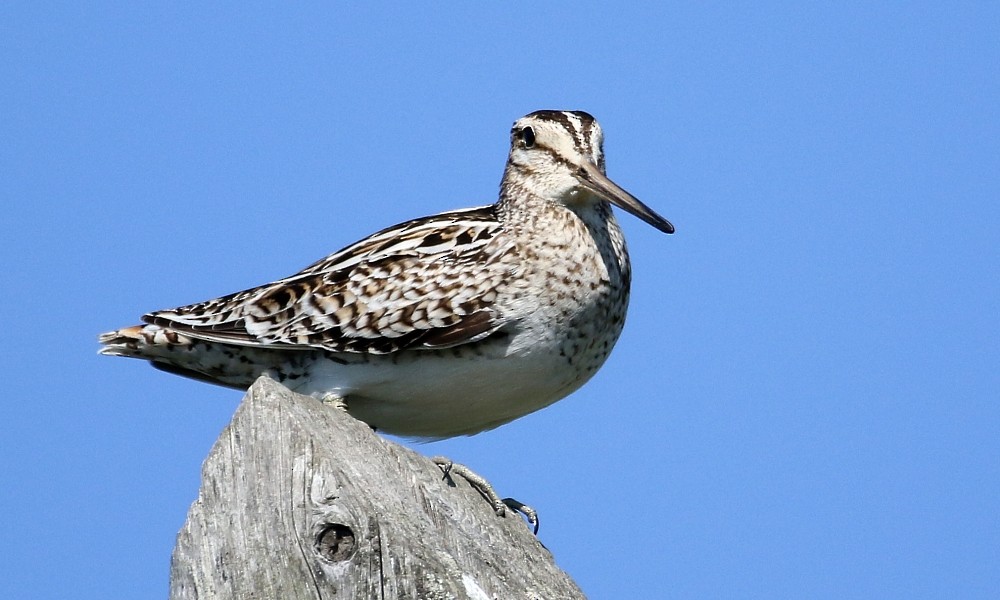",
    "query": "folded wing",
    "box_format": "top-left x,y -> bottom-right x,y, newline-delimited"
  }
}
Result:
144,206 -> 514,354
